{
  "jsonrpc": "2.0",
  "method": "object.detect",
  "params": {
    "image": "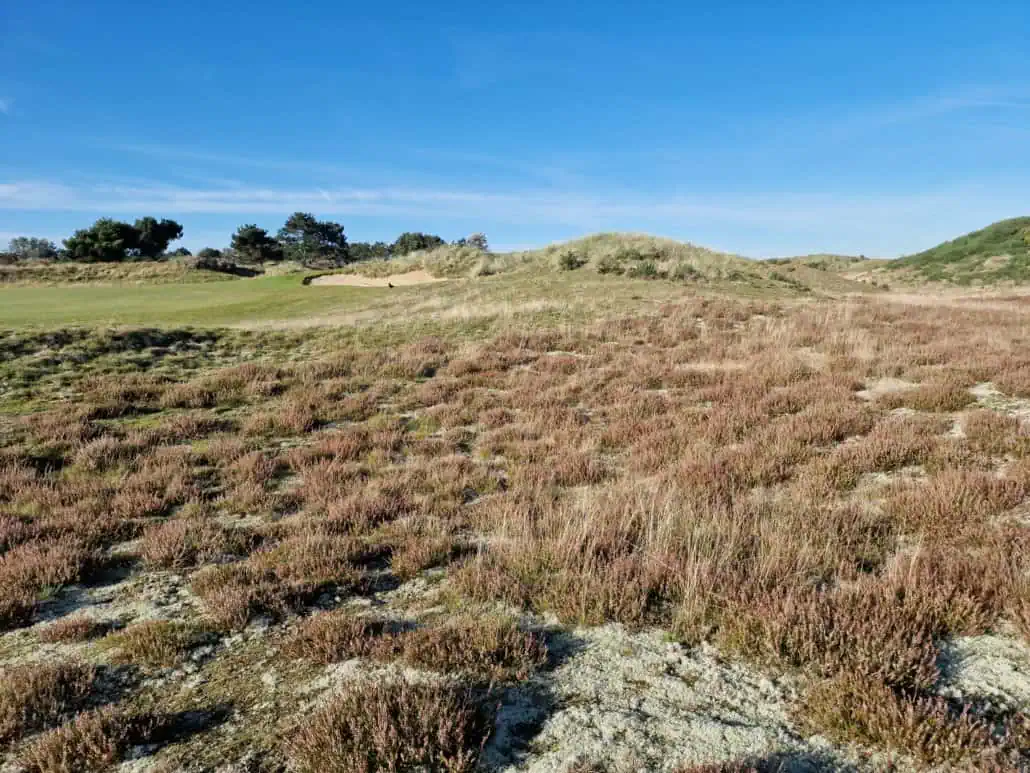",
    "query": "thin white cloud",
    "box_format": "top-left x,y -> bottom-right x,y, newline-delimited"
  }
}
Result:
0,177 -> 1025,257
109,142 -> 365,177
0,179 -> 1003,225
0,99 -> 11,115
792,84 -> 1030,143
